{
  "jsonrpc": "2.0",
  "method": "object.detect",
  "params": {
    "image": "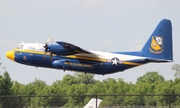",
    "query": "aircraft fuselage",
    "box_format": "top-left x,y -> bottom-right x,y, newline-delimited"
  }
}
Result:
6,43 -> 147,75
